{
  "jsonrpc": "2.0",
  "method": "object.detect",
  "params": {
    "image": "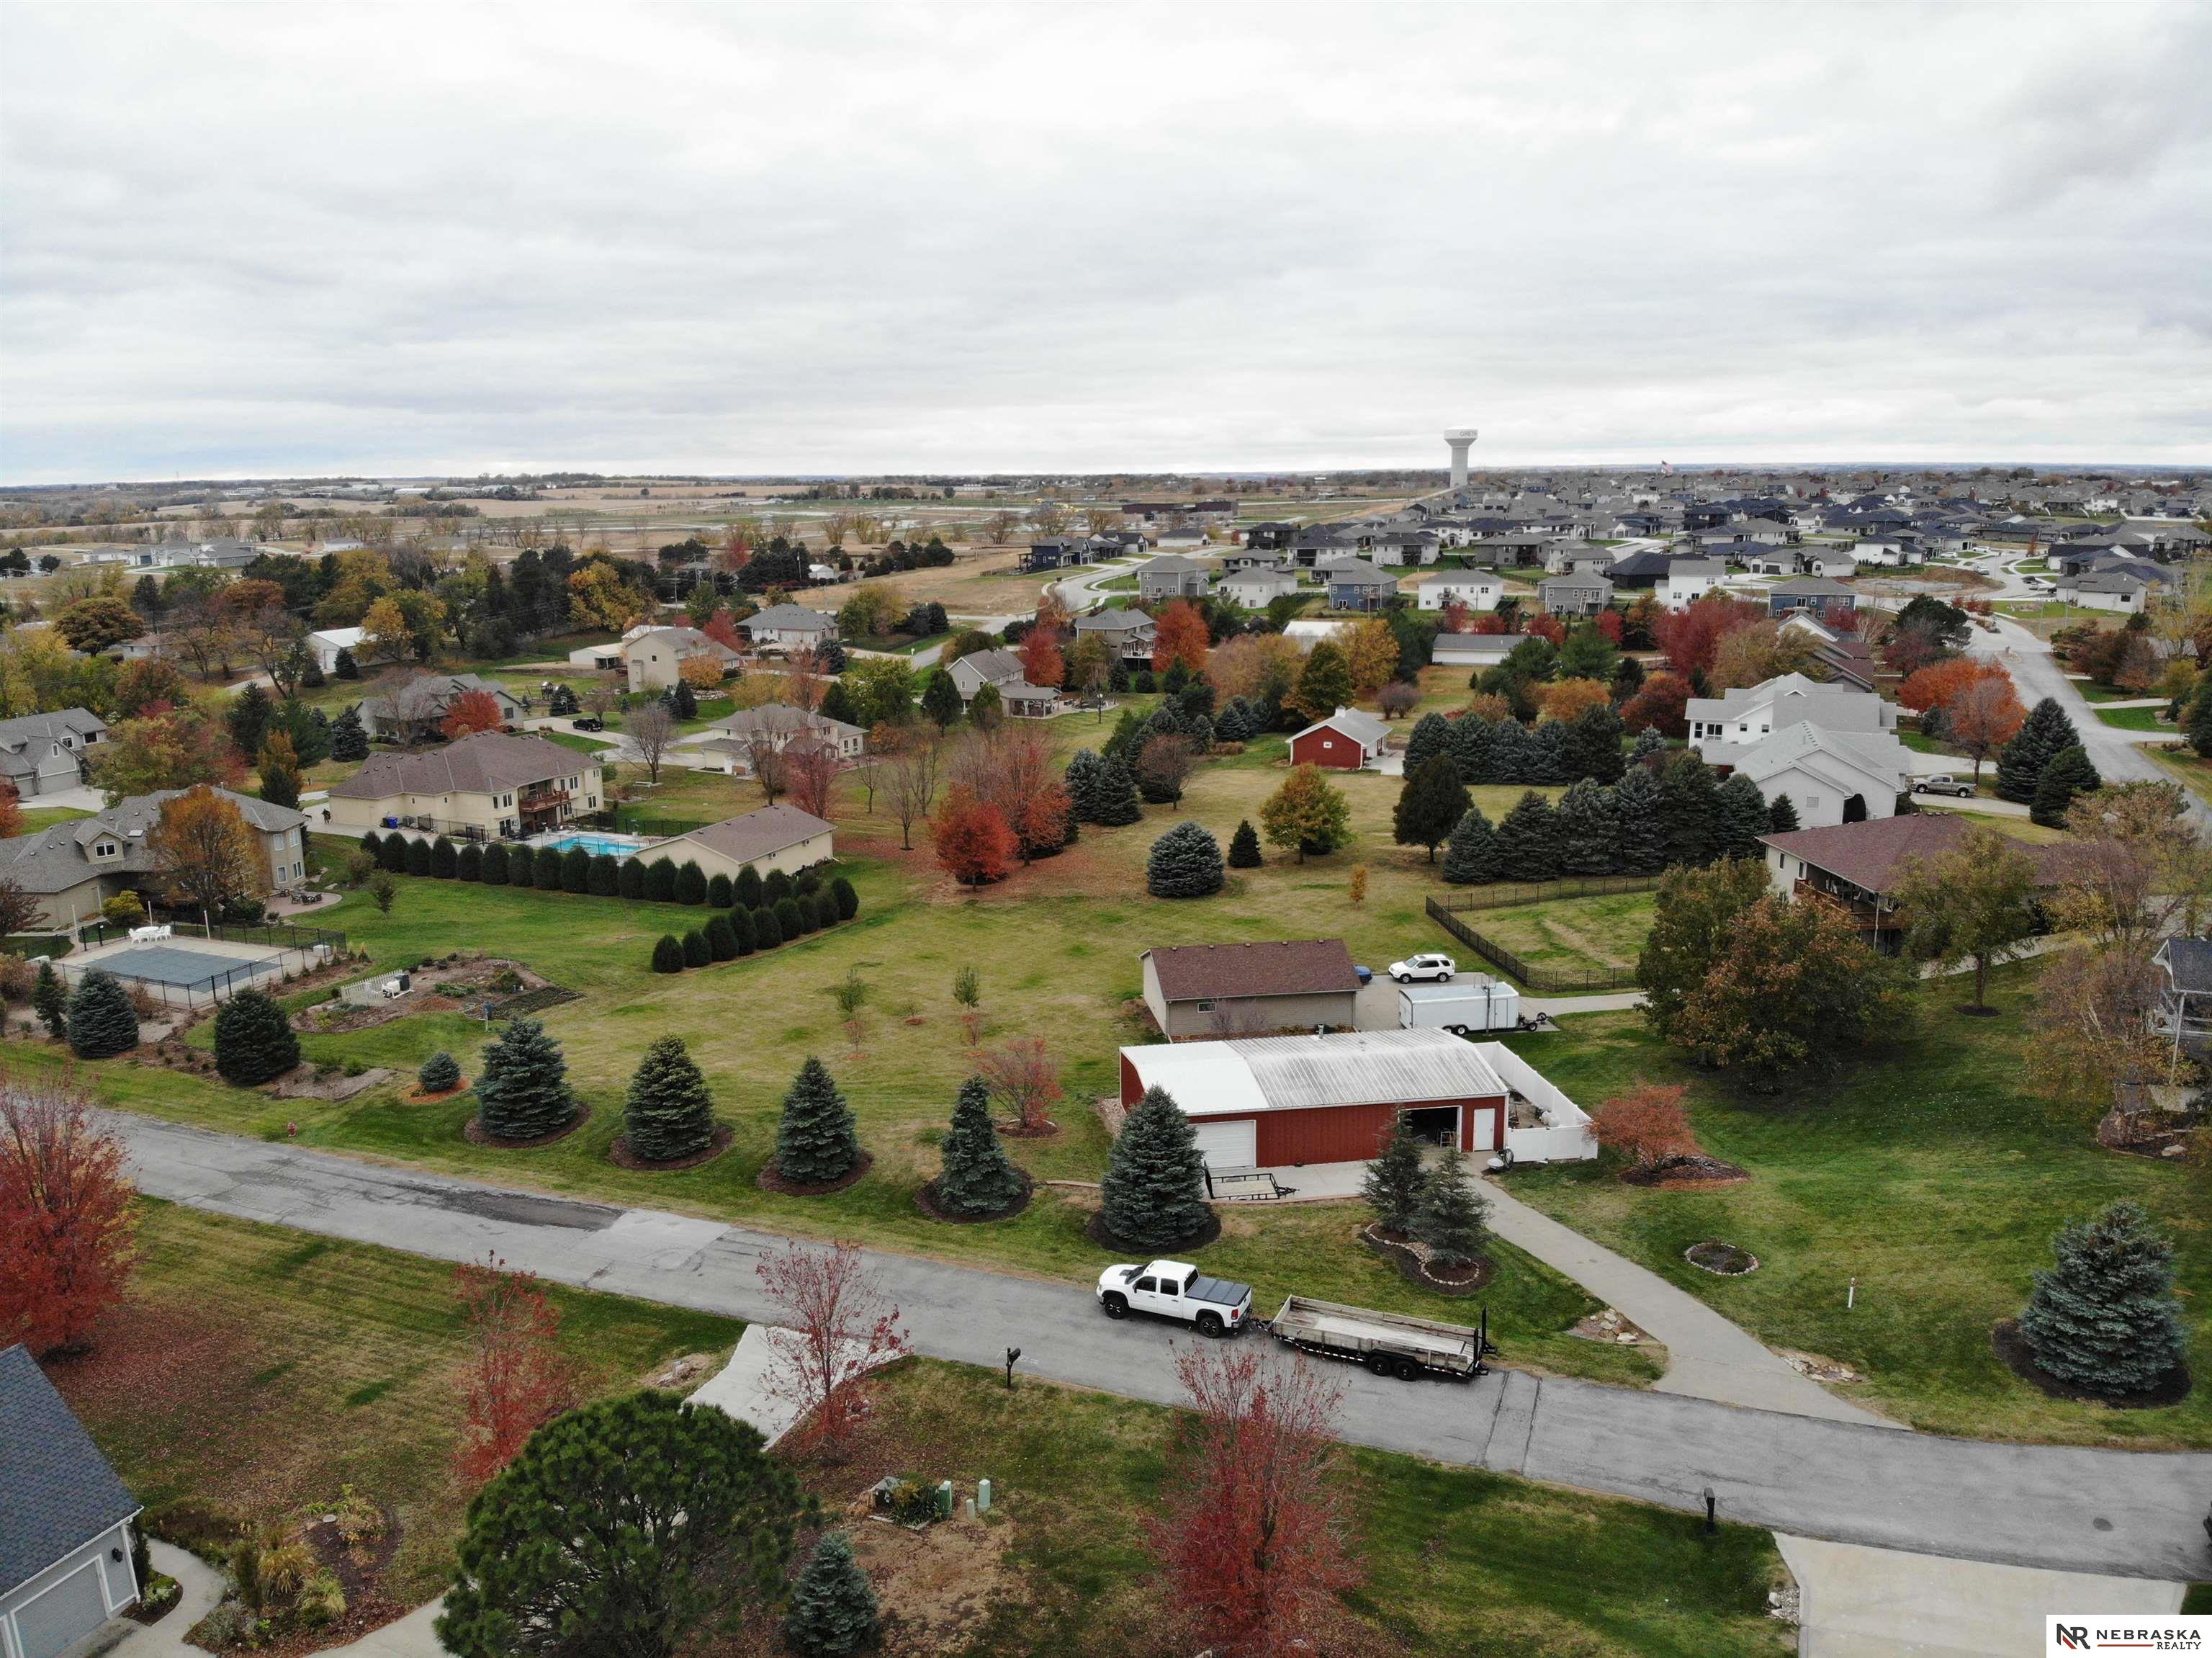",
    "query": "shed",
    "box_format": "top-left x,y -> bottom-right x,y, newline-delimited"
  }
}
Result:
1288,706 -> 1389,771
1,1345 -> 141,1658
